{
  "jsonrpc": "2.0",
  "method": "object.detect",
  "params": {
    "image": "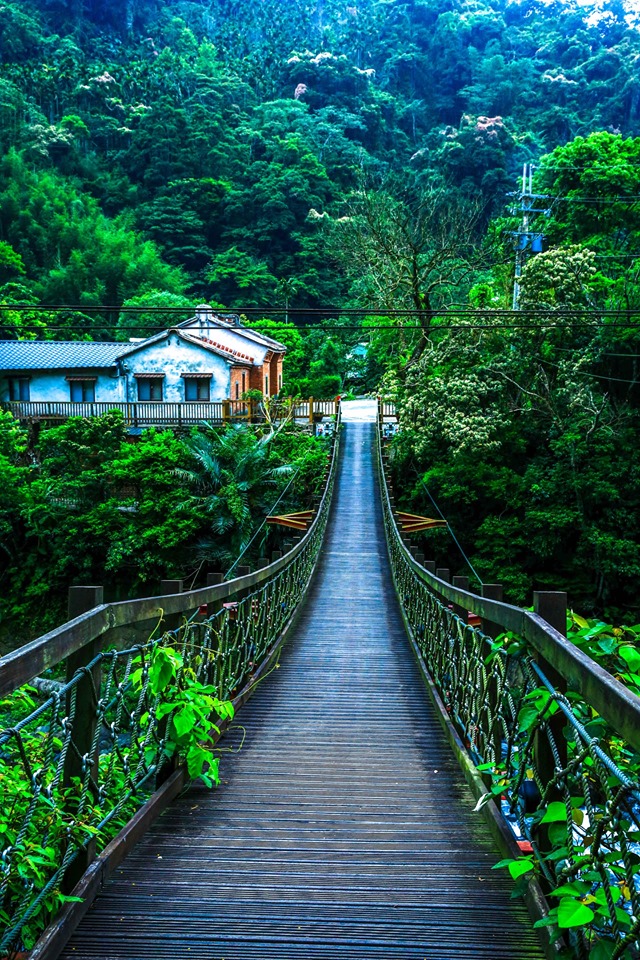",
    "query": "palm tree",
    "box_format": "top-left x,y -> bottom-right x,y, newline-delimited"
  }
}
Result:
276,276 -> 300,323
180,425 -> 292,566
